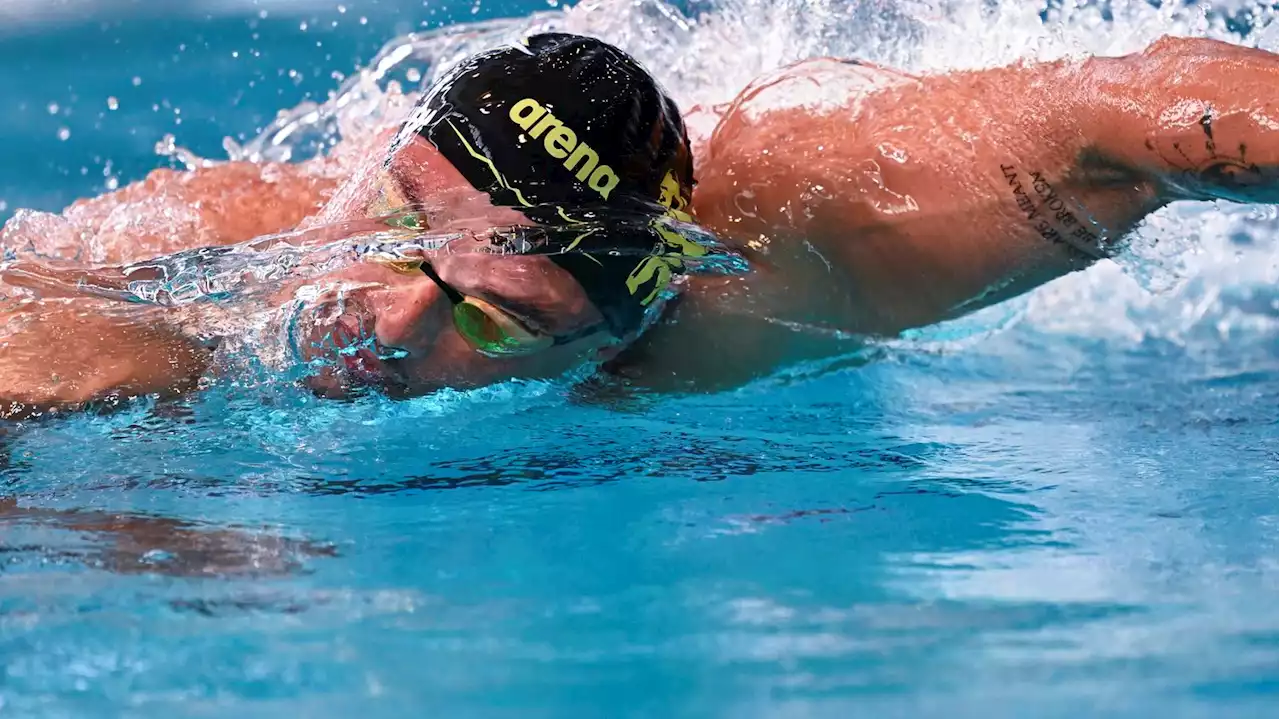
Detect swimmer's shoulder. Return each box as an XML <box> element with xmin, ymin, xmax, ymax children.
<box><xmin>695</xmin><ymin>55</ymin><xmax>918</xmax><ymax>172</ymax></box>
<box><xmin>719</xmin><ymin>57</ymin><xmax>918</xmax><ymax>125</ymax></box>
<box><xmin>686</xmin><ymin>56</ymin><xmax>917</xmax><ymax>160</ymax></box>
<box><xmin>691</xmin><ymin>55</ymin><xmax>915</xmax><ymax>247</ymax></box>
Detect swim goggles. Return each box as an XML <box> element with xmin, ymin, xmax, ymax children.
<box><xmin>376</xmin><ymin>256</ymin><xmax>609</xmax><ymax>357</ymax></box>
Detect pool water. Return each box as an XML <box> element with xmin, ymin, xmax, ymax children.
<box><xmin>0</xmin><ymin>1</ymin><xmax>1277</xmax><ymax>717</ymax></box>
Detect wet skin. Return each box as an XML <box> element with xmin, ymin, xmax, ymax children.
<box><xmin>288</xmin><ymin>233</ymin><xmax>618</xmax><ymax>399</ymax></box>
<box><xmin>0</xmin><ymin>36</ymin><xmax>1276</xmax><ymax>414</ymax></box>
<box><xmin>281</xmin><ymin>127</ymin><xmax>630</xmax><ymax>398</ymax></box>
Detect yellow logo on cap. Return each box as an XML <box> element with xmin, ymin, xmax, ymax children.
<box><xmin>625</xmin><ymin>169</ymin><xmax>705</xmax><ymax>305</ymax></box>
<box><xmin>461</xmin><ymin>94</ymin><xmax>704</xmax><ymax>311</ymax></box>
<box><xmin>509</xmin><ymin>98</ymin><xmax>621</xmax><ymax>200</ymax></box>
<box><xmin>658</xmin><ymin>169</ymin><xmax>692</xmax><ymax>222</ymax></box>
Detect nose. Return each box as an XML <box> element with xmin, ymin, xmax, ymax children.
<box><xmin>370</xmin><ymin>275</ymin><xmax>453</xmax><ymax>356</ymax></box>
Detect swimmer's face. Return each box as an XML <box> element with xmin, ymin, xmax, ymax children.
<box><xmin>314</xmin><ymin>124</ymin><xmax>531</xmax><ymax>232</ymax></box>
<box><xmin>290</xmin><ymin>124</ymin><xmax>627</xmax><ymax>397</ymax></box>
<box><xmin>292</xmin><ymin>232</ymin><xmax>621</xmax><ymax>399</ymax></box>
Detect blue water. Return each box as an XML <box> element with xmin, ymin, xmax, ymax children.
<box><xmin>0</xmin><ymin>0</ymin><xmax>551</xmax><ymax>222</ymax></box>
<box><xmin>0</xmin><ymin>2</ymin><xmax>1277</xmax><ymax>717</ymax></box>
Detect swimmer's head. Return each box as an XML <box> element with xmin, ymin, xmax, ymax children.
<box><xmin>290</xmin><ymin>232</ymin><xmax>636</xmax><ymax>399</ymax></box>
<box><xmin>293</xmin><ymin>34</ymin><xmax>708</xmax><ymax>398</ymax></box>
<box><xmin>376</xmin><ymin>33</ymin><xmax>698</xmax><ymax>339</ymax></box>
<box><xmin>406</xmin><ymin>32</ymin><xmax>694</xmax><ymax>217</ymax></box>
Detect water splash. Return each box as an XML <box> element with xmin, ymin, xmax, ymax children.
<box><xmin>138</xmin><ymin>0</ymin><xmax>1280</xmax><ymax>351</ymax></box>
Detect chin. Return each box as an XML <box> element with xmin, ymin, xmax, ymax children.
<box><xmin>301</xmin><ymin>365</ymin><xmax>364</xmax><ymax>400</ymax></box>
<box><xmin>299</xmin><ymin>360</ymin><xmax>414</xmax><ymax>401</ymax></box>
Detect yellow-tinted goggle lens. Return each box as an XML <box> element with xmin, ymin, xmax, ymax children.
<box><xmin>370</xmin><ymin>256</ymin><xmax>568</xmax><ymax>358</ymax></box>
<box><xmin>452</xmin><ymin>302</ymin><xmax>528</xmax><ymax>356</ymax></box>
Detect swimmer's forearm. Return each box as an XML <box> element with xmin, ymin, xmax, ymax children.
<box><xmin>0</xmin><ymin>307</ymin><xmax>211</xmax><ymax>419</ymax></box>
<box><xmin>1</xmin><ymin>215</ymin><xmax>429</xmax><ymax>306</ymax></box>
<box><xmin>9</xmin><ymin>160</ymin><xmax>342</xmax><ymax>267</ymax></box>
<box><xmin>1084</xmin><ymin>36</ymin><xmax>1278</xmax><ymax>203</ymax></box>
<box><xmin>1</xmin><ymin>261</ymin><xmax>134</xmax><ymax>301</ymax></box>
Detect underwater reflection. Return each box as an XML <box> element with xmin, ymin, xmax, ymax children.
<box><xmin>0</xmin><ymin>497</ymin><xmax>335</xmax><ymax>578</ymax></box>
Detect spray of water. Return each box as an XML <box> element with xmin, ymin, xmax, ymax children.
<box><xmin>187</xmin><ymin>0</ymin><xmax>1278</xmax><ymax>352</ymax></box>
<box><xmin>1</xmin><ymin>0</ymin><xmax>1269</xmax><ymax>379</ymax></box>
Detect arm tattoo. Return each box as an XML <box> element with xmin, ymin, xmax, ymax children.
<box><xmin>1149</xmin><ymin>105</ymin><xmax>1267</xmax><ymax>198</ymax></box>
<box><xmin>999</xmin><ymin>163</ymin><xmax>1108</xmax><ymax>261</ymax></box>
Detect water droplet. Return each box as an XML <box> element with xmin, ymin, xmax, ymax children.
<box><xmin>106</xmin><ymin>96</ymin><xmax>118</xmax><ymax>110</ymax></box>
<box><xmin>105</xmin><ymin>177</ymin><xmax>119</xmax><ymax>190</ymax></box>
<box><xmin>359</xmin><ymin>16</ymin><xmax>368</xmax><ymax>25</ymax></box>
<box><xmin>299</xmin><ymin>21</ymin><xmax>308</xmax><ymax>31</ymax></box>
<box><xmin>231</xmin><ymin>50</ymin><xmax>239</xmax><ymax>58</ymax></box>
<box><xmin>131</xmin><ymin>76</ymin><xmax>142</xmax><ymax>86</ymax></box>
<box><xmin>337</xmin><ymin>4</ymin><xmax>347</xmax><ymax>12</ymax></box>
<box><xmin>46</xmin><ymin>102</ymin><xmax>59</xmax><ymax>115</ymax></box>
<box><xmin>57</xmin><ymin>127</ymin><xmax>70</xmax><ymax>141</ymax></box>
<box><xmin>258</xmin><ymin>9</ymin><xmax>268</xmax><ymax>19</ymax></box>
<box><xmin>405</xmin><ymin>68</ymin><xmax>422</xmax><ymax>83</ymax></box>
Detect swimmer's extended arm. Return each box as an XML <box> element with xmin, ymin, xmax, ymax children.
<box><xmin>691</xmin><ymin>37</ymin><xmax>1278</xmax><ymax>337</ymax></box>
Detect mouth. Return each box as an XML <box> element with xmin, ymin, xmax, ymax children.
<box><xmin>296</xmin><ymin>307</ymin><xmax>407</xmax><ymax>396</ymax></box>
<box><xmin>342</xmin><ymin>346</ymin><xmax>386</xmax><ymax>384</ymax></box>
<box><xmin>287</xmin><ymin>289</ymin><xmax>416</xmax><ymax>399</ymax></box>
<box><xmin>327</xmin><ymin>312</ymin><xmax>408</xmax><ymax>392</ymax></box>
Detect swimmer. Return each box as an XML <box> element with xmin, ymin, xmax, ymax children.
<box><xmin>0</xmin><ymin>32</ymin><xmax>1275</xmax><ymax>416</ymax></box>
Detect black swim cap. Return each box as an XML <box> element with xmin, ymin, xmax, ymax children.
<box><xmin>408</xmin><ymin>32</ymin><xmax>699</xmax><ymax>337</ymax></box>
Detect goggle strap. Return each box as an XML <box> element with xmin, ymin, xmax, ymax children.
<box><xmin>418</xmin><ymin>262</ymin><xmax>467</xmax><ymax>306</ymax></box>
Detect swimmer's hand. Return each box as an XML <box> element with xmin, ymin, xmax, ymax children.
<box><xmin>0</xmin><ymin>301</ymin><xmax>210</xmax><ymax>420</ymax></box>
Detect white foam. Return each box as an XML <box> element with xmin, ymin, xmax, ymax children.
<box><xmin>201</xmin><ymin>0</ymin><xmax>1278</xmax><ymax>350</ymax></box>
